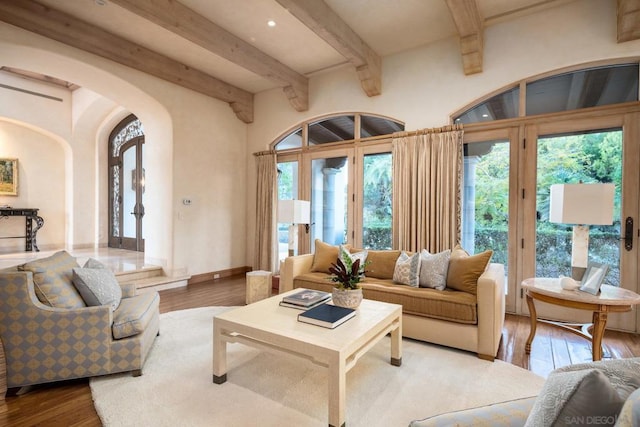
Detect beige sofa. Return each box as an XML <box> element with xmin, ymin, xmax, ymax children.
<box><xmin>280</xmin><ymin>247</ymin><xmax>506</xmax><ymax>361</ymax></box>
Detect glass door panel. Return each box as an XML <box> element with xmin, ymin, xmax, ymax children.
<box><xmin>462</xmin><ymin>139</ymin><xmax>512</xmax><ymax>310</ymax></box>
<box><xmin>122</xmin><ymin>146</ymin><xmax>137</xmax><ymax>240</ymax></box>
<box><xmin>462</xmin><ymin>140</ymin><xmax>510</xmax><ymax>268</ymax></box>
<box><xmin>535</xmin><ymin>130</ymin><xmax>622</xmax><ymax>280</ymax></box>
<box><xmin>362</xmin><ymin>152</ymin><xmax>392</xmax><ymax>249</ymax></box>
<box><xmin>277</xmin><ymin>160</ymin><xmax>299</xmax><ymax>260</ymax></box>
<box><xmin>534</xmin><ymin>129</ymin><xmax>623</xmax><ymax>323</ymax></box>
<box><xmin>310</xmin><ymin>156</ymin><xmax>349</xmax><ymax>250</ymax></box>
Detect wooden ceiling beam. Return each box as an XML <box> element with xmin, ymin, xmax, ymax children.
<box><xmin>617</xmin><ymin>0</ymin><xmax>640</xmax><ymax>42</ymax></box>
<box><xmin>445</xmin><ymin>0</ymin><xmax>484</xmax><ymax>75</ymax></box>
<box><xmin>0</xmin><ymin>0</ymin><xmax>254</xmax><ymax>123</ymax></box>
<box><xmin>275</xmin><ymin>0</ymin><xmax>381</xmax><ymax>97</ymax></box>
<box><xmin>108</xmin><ymin>0</ymin><xmax>308</xmax><ymax>112</ymax></box>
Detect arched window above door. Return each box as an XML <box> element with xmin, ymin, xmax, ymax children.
<box><xmin>454</xmin><ymin>62</ymin><xmax>639</xmax><ymax>124</ymax></box>
<box><xmin>111</xmin><ymin>116</ymin><xmax>144</xmax><ymax>157</ymax></box>
<box><xmin>273</xmin><ymin>113</ymin><xmax>404</xmax><ymax>151</ymax></box>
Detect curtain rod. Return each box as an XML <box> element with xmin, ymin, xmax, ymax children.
<box><xmin>392</xmin><ymin>123</ymin><xmax>463</xmax><ymax>138</ymax></box>
<box><xmin>252</xmin><ymin>123</ymin><xmax>463</xmax><ymax>155</ymax></box>
<box><xmin>253</xmin><ymin>150</ymin><xmax>276</xmax><ymax>157</ymax></box>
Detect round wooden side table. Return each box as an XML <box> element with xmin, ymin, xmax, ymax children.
<box><xmin>521</xmin><ymin>277</ymin><xmax>640</xmax><ymax>361</ymax></box>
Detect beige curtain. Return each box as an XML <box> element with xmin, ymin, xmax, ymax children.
<box><xmin>253</xmin><ymin>151</ymin><xmax>278</xmax><ymax>272</ymax></box>
<box><xmin>392</xmin><ymin>126</ymin><xmax>463</xmax><ymax>253</ymax></box>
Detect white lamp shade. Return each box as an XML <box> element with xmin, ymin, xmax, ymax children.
<box><xmin>278</xmin><ymin>200</ymin><xmax>310</xmax><ymax>224</ymax></box>
<box><xmin>549</xmin><ymin>183</ymin><xmax>615</xmax><ymax>225</ymax></box>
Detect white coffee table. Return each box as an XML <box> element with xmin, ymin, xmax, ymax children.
<box><xmin>213</xmin><ymin>290</ymin><xmax>402</xmax><ymax>427</ymax></box>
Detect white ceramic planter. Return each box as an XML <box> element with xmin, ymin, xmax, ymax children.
<box><xmin>331</xmin><ymin>288</ymin><xmax>363</xmax><ymax>309</ymax></box>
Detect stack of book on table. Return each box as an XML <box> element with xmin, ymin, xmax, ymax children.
<box><xmin>279</xmin><ymin>289</ymin><xmax>331</xmax><ymax>310</ymax></box>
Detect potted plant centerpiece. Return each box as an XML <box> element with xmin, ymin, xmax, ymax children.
<box><xmin>328</xmin><ymin>249</ymin><xmax>367</xmax><ymax>308</ymax></box>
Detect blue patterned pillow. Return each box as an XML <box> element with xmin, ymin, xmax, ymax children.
<box><xmin>393</xmin><ymin>251</ymin><xmax>420</xmax><ymax>287</ymax></box>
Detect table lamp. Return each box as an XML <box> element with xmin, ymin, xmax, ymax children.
<box><xmin>549</xmin><ymin>183</ymin><xmax>615</xmax><ymax>280</ymax></box>
<box><xmin>278</xmin><ymin>200</ymin><xmax>310</xmax><ymax>257</ymax></box>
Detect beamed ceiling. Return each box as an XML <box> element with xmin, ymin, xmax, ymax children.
<box><xmin>1</xmin><ymin>0</ymin><xmax>639</xmax><ymax>123</ymax></box>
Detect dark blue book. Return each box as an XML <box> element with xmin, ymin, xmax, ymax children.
<box><xmin>297</xmin><ymin>303</ymin><xmax>356</xmax><ymax>329</ymax></box>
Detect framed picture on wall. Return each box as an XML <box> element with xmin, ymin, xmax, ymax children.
<box><xmin>579</xmin><ymin>262</ymin><xmax>609</xmax><ymax>295</ymax></box>
<box><xmin>0</xmin><ymin>158</ymin><xmax>18</xmax><ymax>196</ymax></box>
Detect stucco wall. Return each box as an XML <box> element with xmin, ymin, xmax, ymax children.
<box><xmin>245</xmin><ymin>0</ymin><xmax>640</xmax><ymax>266</ymax></box>
<box><xmin>0</xmin><ymin>120</ymin><xmax>65</xmax><ymax>252</ymax></box>
<box><xmin>0</xmin><ymin>23</ymin><xmax>247</xmax><ymax>275</ymax></box>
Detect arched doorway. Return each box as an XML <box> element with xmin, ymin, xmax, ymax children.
<box><xmin>108</xmin><ymin>114</ymin><xmax>145</xmax><ymax>251</ymax></box>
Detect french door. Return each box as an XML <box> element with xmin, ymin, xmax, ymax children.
<box><xmin>300</xmin><ymin>145</ymin><xmax>393</xmax><ymax>253</ymax></box>
<box><xmin>307</xmin><ymin>149</ymin><xmax>353</xmax><ymax>252</ymax></box>
<box><xmin>109</xmin><ymin>117</ymin><xmax>146</xmax><ymax>252</ymax></box>
<box><xmin>519</xmin><ymin>114</ymin><xmax>640</xmax><ymax>332</ymax></box>
<box><xmin>463</xmin><ymin>128</ymin><xmax>519</xmax><ymax>313</ymax></box>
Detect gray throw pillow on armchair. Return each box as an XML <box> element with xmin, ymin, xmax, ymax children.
<box><xmin>72</xmin><ymin>267</ymin><xmax>122</xmax><ymax>311</ymax></box>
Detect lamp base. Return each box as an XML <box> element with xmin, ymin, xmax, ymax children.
<box><xmin>287</xmin><ymin>224</ymin><xmax>298</xmax><ymax>257</ymax></box>
<box><xmin>571</xmin><ymin>266</ymin><xmax>586</xmax><ymax>281</ymax></box>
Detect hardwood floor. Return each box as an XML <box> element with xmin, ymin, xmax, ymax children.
<box><xmin>1</xmin><ymin>275</ymin><xmax>639</xmax><ymax>426</ymax></box>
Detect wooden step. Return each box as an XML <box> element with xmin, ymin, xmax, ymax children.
<box><xmin>115</xmin><ymin>266</ymin><xmax>164</xmax><ymax>282</ymax></box>
<box><xmin>124</xmin><ymin>275</ymin><xmax>191</xmax><ymax>293</ymax></box>
<box><xmin>116</xmin><ymin>266</ymin><xmax>190</xmax><ymax>293</ymax></box>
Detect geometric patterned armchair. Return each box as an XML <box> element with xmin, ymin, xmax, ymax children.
<box><xmin>0</xmin><ymin>251</ymin><xmax>159</xmax><ymax>400</ymax></box>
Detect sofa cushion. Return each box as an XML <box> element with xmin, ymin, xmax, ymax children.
<box><xmin>419</xmin><ymin>249</ymin><xmax>450</xmax><ymax>290</ymax></box>
<box><xmin>362</xmin><ymin>250</ymin><xmax>401</xmax><ymax>279</ymax></box>
<box><xmin>19</xmin><ymin>250</ymin><xmax>85</xmax><ymax>309</ymax></box>
<box><xmin>72</xmin><ymin>267</ymin><xmax>122</xmax><ymax>311</ymax></box>
<box><xmin>446</xmin><ymin>249</ymin><xmax>493</xmax><ymax>295</ymax></box>
<box><xmin>112</xmin><ymin>291</ymin><xmax>160</xmax><ymax>339</ymax></box>
<box><xmin>393</xmin><ymin>251</ymin><xmax>420</xmax><ymax>287</ymax></box>
<box><xmin>524</xmin><ymin>368</ymin><xmax>625</xmax><ymax>427</ymax></box>
<box><xmin>311</xmin><ymin>240</ymin><xmax>344</xmax><ymax>274</ymax></box>
<box><xmin>293</xmin><ymin>272</ymin><xmax>478</xmax><ymax>324</ymax></box>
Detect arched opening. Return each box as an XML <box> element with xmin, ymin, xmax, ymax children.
<box><xmin>0</xmin><ymin>40</ymin><xmax>174</xmax><ymax>269</ymax></box>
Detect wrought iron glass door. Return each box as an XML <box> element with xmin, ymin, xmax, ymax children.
<box><xmin>109</xmin><ymin>115</ymin><xmax>145</xmax><ymax>251</ymax></box>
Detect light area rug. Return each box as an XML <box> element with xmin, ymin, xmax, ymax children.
<box><xmin>91</xmin><ymin>306</ymin><xmax>545</xmax><ymax>426</ymax></box>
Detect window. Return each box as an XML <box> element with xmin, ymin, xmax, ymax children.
<box><xmin>273</xmin><ymin>113</ymin><xmax>404</xmax><ymax>250</ymax></box>
<box><xmin>455</xmin><ymin>87</ymin><xmax>520</xmax><ymax>124</ymax></box>
<box><xmin>455</xmin><ymin>61</ymin><xmax>640</xmax><ymax>329</ymax></box>
<box><xmin>527</xmin><ymin>64</ymin><xmax>638</xmax><ymax>115</ymax></box>
<box><xmin>454</xmin><ymin>63</ymin><xmax>639</xmax><ymax>124</ymax></box>
<box><xmin>362</xmin><ymin>153</ymin><xmax>392</xmax><ymax>249</ymax></box>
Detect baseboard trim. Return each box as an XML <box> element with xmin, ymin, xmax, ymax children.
<box><xmin>188</xmin><ymin>266</ymin><xmax>252</xmax><ymax>284</ymax></box>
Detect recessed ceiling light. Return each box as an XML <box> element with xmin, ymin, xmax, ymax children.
<box><xmin>267</xmin><ymin>20</ymin><xmax>276</xmax><ymax>27</ymax></box>
<box><xmin>482</xmin><ymin>114</ymin><xmax>489</xmax><ymax>118</ymax></box>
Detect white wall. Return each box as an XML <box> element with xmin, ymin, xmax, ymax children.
<box><xmin>0</xmin><ymin>23</ymin><xmax>247</xmax><ymax>276</ymax></box>
<box><xmin>0</xmin><ymin>120</ymin><xmax>66</xmax><ymax>252</ymax></box>
<box><xmin>245</xmin><ymin>0</ymin><xmax>640</xmax><ymax>264</ymax></box>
